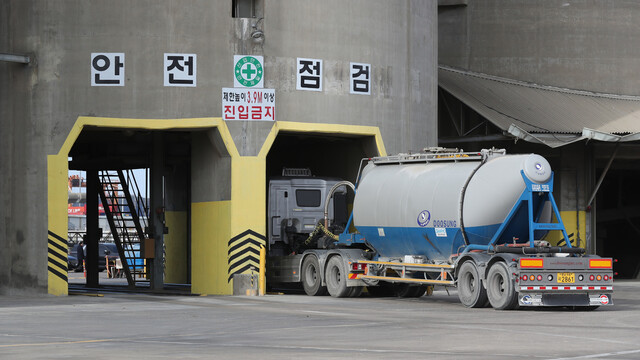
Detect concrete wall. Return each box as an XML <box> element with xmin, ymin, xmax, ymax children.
<box><xmin>439</xmin><ymin>0</ymin><xmax>640</xmax><ymax>95</ymax></box>
<box><xmin>263</xmin><ymin>0</ymin><xmax>438</xmax><ymax>154</ymax></box>
<box><xmin>1</xmin><ymin>1</ymin><xmax>437</xmax><ymax>294</ymax></box>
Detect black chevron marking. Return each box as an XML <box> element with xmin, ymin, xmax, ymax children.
<box><xmin>228</xmin><ymin>229</ymin><xmax>266</xmax><ymax>245</ymax></box>
<box><xmin>228</xmin><ymin>260</ymin><xmax>260</xmax><ymax>276</ymax></box>
<box><xmin>227</xmin><ymin>229</ymin><xmax>267</xmax><ymax>283</ymax></box>
<box><xmin>228</xmin><ymin>254</ymin><xmax>260</xmax><ymax>270</ymax></box>
<box><xmin>228</xmin><ymin>238</ymin><xmax>263</xmax><ymax>255</ymax></box>
<box><xmin>228</xmin><ymin>246</ymin><xmax>260</xmax><ymax>265</ymax></box>
<box><xmin>228</xmin><ymin>263</ymin><xmax>259</xmax><ymax>283</ymax></box>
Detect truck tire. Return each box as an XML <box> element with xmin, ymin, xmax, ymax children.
<box><xmin>301</xmin><ymin>256</ymin><xmax>327</xmax><ymax>296</ymax></box>
<box><xmin>486</xmin><ymin>261</ymin><xmax>519</xmax><ymax>310</ymax></box>
<box><xmin>457</xmin><ymin>261</ymin><xmax>489</xmax><ymax>308</ymax></box>
<box><xmin>411</xmin><ymin>285</ymin><xmax>429</xmax><ymax>298</ymax></box>
<box><xmin>395</xmin><ymin>284</ymin><xmax>427</xmax><ymax>298</ymax></box>
<box><xmin>325</xmin><ymin>256</ymin><xmax>351</xmax><ymax>297</ymax></box>
<box><xmin>348</xmin><ymin>286</ymin><xmax>364</xmax><ymax>298</ymax></box>
<box><xmin>366</xmin><ymin>284</ymin><xmax>395</xmax><ymax>297</ymax></box>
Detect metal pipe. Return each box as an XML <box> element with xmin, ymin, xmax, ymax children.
<box><xmin>459</xmin><ymin>153</ymin><xmax>488</xmax><ymax>246</ymax></box>
<box><xmin>323</xmin><ymin>181</ymin><xmax>355</xmax><ymax>228</ymax></box>
<box><xmin>576</xmin><ymin>168</ymin><xmax>580</xmax><ymax>248</ymax></box>
<box><xmin>494</xmin><ymin>245</ymin><xmax>585</xmax><ymax>255</ymax></box>
<box><xmin>0</xmin><ymin>53</ymin><xmax>30</xmax><ymax>64</ymax></box>
<box><xmin>586</xmin><ymin>143</ymin><xmax>620</xmax><ymax>208</ymax></box>
<box><xmin>461</xmin><ymin>244</ymin><xmax>492</xmax><ymax>254</ymax></box>
<box><xmin>68</xmin><ymin>191</ymin><xmax>87</xmax><ymax>203</ymax></box>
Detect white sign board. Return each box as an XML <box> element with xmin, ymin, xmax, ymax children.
<box><xmin>350</xmin><ymin>62</ymin><xmax>371</xmax><ymax>95</ymax></box>
<box><xmin>234</xmin><ymin>55</ymin><xmax>264</xmax><ymax>88</ymax></box>
<box><xmin>91</xmin><ymin>53</ymin><xmax>125</xmax><ymax>86</ymax></box>
<box><xmin>296</xmin><ymin>57</ymin><xmax>322</xmax><ymax>91</ymax></box>
<box><xmin>164</xmin><ymin>53</ymin><xmax>197</xmax><ymax>87</ymax></box>
<box><xmin>222</xmin><ymin>88</ymin><xmax>275</xmax><ymax>121</ymax></box>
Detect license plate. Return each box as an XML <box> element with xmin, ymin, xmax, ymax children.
<box><xmin>557</xmin><ymin>272</ymin><xmax>575</xmax><ymax>283</ymax></box>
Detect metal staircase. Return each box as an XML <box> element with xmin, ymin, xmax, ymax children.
<box><xmin>98</xmin><ymin>170</ymin><xmax>148</xmax><ymax>287</ymax></box>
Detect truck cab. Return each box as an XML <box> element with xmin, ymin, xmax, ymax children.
<box><xmin>268</xmin><ymin>168</ymin><xmax>348</xmax><ymax>257</ymax></box>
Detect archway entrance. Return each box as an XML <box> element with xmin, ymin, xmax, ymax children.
<box><xmin>47</xmin><ymin>117</ymin><xmax>233</xmax><ymax>295</ymax></box>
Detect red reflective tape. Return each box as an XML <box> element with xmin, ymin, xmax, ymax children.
<box><xmin>588</xmin><ymin>286</ymin><xmax>594</xmax><ymax>290</ymax></box>
<box><xmin>564</xmin><ymin>287</ymin><xmax>570</xmax><ymax>290</ymax></box>
<box><xmin>576</xmin><ymin>287</ymin><xmax>583</xmax><ymax>290</ymax></box>
<box><xmin>600</xmin><ymin>287</ymin><xmax>607</xmax><ymax>290</ymax></box>
<box><xmin>527</xmin><ymin>287</ymin><xmax>534</xmax><ymax>290</ymax></box>
<box><xmin>552</xmin><ymin>286</ymin><xmax>558</xmax><ymax>290</ymax></box>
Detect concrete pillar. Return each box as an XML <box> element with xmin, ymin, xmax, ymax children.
<box><xmin>164</xmin><ymin>162</ymin><xmax>189</xmax><ymax>284</ymax></box>
<box><xmin>191</xmin><ymin>129</ymin><xmax>232</xmax><ymax>294</ymax></box>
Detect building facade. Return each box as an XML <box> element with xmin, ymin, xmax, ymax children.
<box><xmin>1</xmin><ymin>1</ymin><xmax>438</xmax><ymax>294</ymax></box>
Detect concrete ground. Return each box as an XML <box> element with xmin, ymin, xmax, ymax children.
<box><xmin>1</xmin><ymin>280</ymin><xmax>639</xmax><ymax>360</ymax></box>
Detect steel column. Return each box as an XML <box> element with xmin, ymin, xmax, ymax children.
<box><xmin>86</xmin><ymin>170</ymin><xmax>99</xmax><ymax>287</ymax></box>
<box><xmin>150</xmin><ymin>132</ymin><xmax>165</xmax><ymax>290</ymax></box>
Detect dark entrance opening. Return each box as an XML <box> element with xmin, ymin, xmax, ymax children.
<box><xmin>596</xmin><ymin>165</ymin><xmax>640</xmax><ymax>279</ymax></box>
<box><xmin>264</xmin><ymin>131</ymin><xmax>379</xmax><ymax>290</ymax></box>
<box><xmin>67</xmin><ymin>128</ymin><xmax>193</xmax><ymax>292</ymax></box>
<box><xmin>266</xmin><ymin>132</ymin><xmax>379</xmax><ymax>182</ymax></box>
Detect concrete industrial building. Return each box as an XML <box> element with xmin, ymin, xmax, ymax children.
<box><xmin>438</xmin><ymin>0</ymin><xmax>640</xmax><ymax>278</ymax></box>
<box><xmin>1</xmin><ymin>1</ymin><xmax>437</xmax><ymax>295</ymax></box>
<box><xmin>5</xmin><ymin>0</ymin><xmax>639</xmax><ymax>297</ymax></box>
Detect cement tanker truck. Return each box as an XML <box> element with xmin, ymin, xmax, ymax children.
<box><xmin>267</xmin><ymin>148</ymin><xmax>614</xmax><ymax>309</ymax></box>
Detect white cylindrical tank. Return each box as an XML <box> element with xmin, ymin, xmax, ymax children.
<box><xmin>352</xmin><ymin>151</ymin><xmax>552</xmax><ymax>260</ymax></box>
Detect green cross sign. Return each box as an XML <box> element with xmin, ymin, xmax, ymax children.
<box><xmin>242</xmin><ymin>64</ymin><xmax>257</xmax><ymax>79</ymax></box>
<box><xmin>234</xmin><ymin>56</ymin><xmax>263</xmax><ymax>87</ymax></box>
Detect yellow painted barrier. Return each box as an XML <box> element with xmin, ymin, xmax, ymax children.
<box><xmin>259</xmin><ymin>245</ymin><xmax>266</xmax><ymax>296</ymax></box>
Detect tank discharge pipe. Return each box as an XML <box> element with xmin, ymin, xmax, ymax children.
<box><xmin>459</xmin><ymin>148</ymin><xmax>507</xmax><ymax>246</ymax></box>
<box><xmin>324</xmin><ymin>181</ymin><xmax>355</xmax><ymax>228</ymax></box>
<box><xmin>458</xmin><ymin>151</ymin><xmax>490</xmax><ymax>245</ymax></box>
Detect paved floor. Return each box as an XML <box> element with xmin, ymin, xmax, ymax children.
<box><xmin>1</xmin><ymin>280</ymin><xmax>639</xmax><ymax>359</ymax></box>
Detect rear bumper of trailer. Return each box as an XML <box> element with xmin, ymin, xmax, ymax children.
<box><xmin>518</xmin><ymin>287</ymin><xmax>613</xmax><ymax>307</ymax></box>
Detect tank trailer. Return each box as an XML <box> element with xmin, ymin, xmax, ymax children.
<box><xmin>267</xmin><ymin>149</ymin><xmax>614</xmax><ymax>309</ymax></box>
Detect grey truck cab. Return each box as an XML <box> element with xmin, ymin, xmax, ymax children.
<box><xmin>268</xmin><ymin>168</ymin><xmax>348</xmax><ymax>258</ymax></box>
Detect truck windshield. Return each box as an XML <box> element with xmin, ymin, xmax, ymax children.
<box><xmin>296</xmin><ymin>189</ymin><xmax>321</xmax><ymax>207</ymax></box>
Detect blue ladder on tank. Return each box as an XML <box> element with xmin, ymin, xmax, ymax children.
<box><xmin>462</xmin><ymin>170</ymin><xmax>572</xmax><ymax>253</ymax></box>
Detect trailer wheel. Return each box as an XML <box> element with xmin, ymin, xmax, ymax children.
<box><xmin>457</xmin><ymin>261</ymin><xmax>489</xmax><ymax>308</ymax></box>
<box><xmin>348</xmin><ymin>286</ymin><xmax>364</xmax><ymax>298</ymax></box>
<box><xmin>301</xmin><ymin>256</ymin><xmax>327</xmax><ymax>296</ymax></box>
<box><xmin>394</xmin><ymin>284</ymin><xmax>427</xmax><ymax>298</ymax></box>
<box><xmin>366</xmin><ymin>284</ymin><xmax>395</xmax><ymax>297</ymax></box>
<box><xmin>486</xmin><ymin>261</ymin><xmax>519</xmax><ymax>310</ymax></box>
<box><xmin>325</xmin><ymin>256</ymin><xmax>351</xmax><ymax>297</ymax></box>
